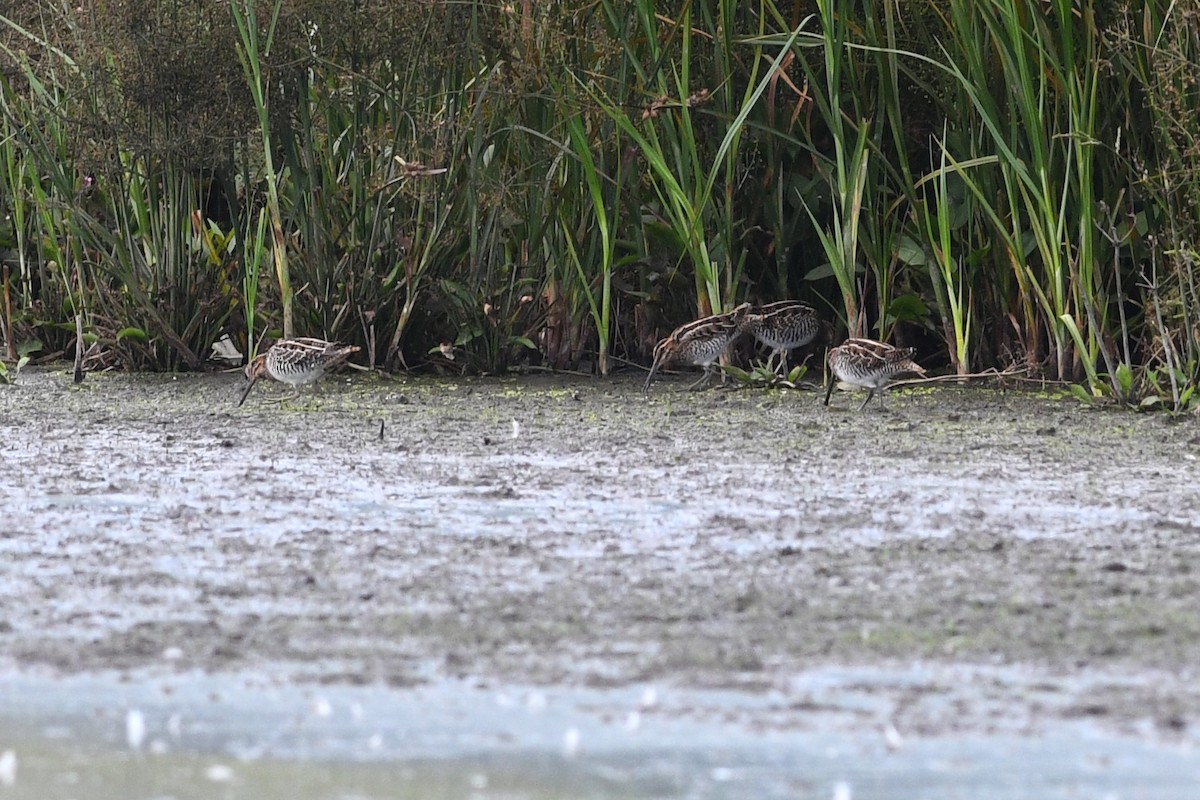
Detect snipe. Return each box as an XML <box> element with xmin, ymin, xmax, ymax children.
<box><xmin>643</xmin><ymin>303</ymin><xmax>751</xmax><ymax>393</ymax></box>
<box><xmin>823</xmin><ymin>338</ymin><xmax>925</xmax><ymax>410</ymax></box>
<box><xmin>743</xmin><ymin>301</ymin><xmax>824</xmax><ymax>375</ymax></box>
<box><xmin>238</xmin><ymin>337</ymin><xmax>361</xmax><ymax>406</ymax></box>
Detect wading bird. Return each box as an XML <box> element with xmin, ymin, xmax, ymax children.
<box><xmin>643</xmin><ymin>303</ymin><xmax>751</xmax><ymax>393</ymax></box>
<box><xmin>239</xmin><ymin>337</ymin><xmax>360</xmax><ymax>406</ymax></box>
<box><xmin>823</xmin><ymin>338</ymin><xmax>925</xmax><ymax>411</ymax></box>
<box><xmin>742</xmin><ymin>301</ymin><xmax>824</xmax><ymax>375</ymax></box>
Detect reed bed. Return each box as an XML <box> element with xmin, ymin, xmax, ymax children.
<box><xmin>1</xmin><ymin>0</ymin><xmax>1197</xmax><ymax>410</ymax></box>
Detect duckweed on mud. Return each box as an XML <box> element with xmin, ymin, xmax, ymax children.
<box><xmin>1</xmin><ymin>368</ymin><xmax>1198</xmax><ymax>796</ymax></box>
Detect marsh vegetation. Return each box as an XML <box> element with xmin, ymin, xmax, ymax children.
<box><xmin>1</xmin><ymin>0</ymin><xmax>1198</xmax><ymax>413</ymax></box>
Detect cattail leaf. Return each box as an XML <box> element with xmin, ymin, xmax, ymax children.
<box><xmin>116</xmin><ymin>327</ymin><xmax>149</xmax><ymax>342</ymax></box>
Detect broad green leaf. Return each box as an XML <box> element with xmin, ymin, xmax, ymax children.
<box><xmin>887</xmin><ymin>294</ymin><xmax>928</xmax><ymax>322</ymax></box>
<box><xmin>509</xmin><ymin>335</ymin><xmax>538</xmax><ymax>350</ymax></box>
<box><xmin>803</xmin><ymin>262</ymin><xmax>836</xmax><ymax>281</ymax></box>
<box><xmin>896</xmin><ymin>235</ymin><xmax>927</xmax><ymax>266</ymax></box>
<box><xmin>1019</xmin><ymin>229</ymin><xmax>1039</xmax><ymax>258</ymax></box>
<box><xmin>1115</xmin><ymin>363</ymin><xmax>1133</xmax><ymax>397</ymax></box>
<box><xmin>117</xmin><ymin>327</ymin><xmax>149</xmax><ymax>342</ymax></box>
<box><xmin>453</xmin><ymin>323</ymin><xmax>482</xmax><ymax>347</ymax></box>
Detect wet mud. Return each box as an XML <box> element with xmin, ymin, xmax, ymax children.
<box><xmin>2</xmin><ymin>367</ymin><xmax>1199</xmax><ymax>794</ymax></box>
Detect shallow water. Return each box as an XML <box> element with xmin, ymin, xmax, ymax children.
<box><xmin>1</xmin><ymin>368</ymin><xmax>1199</xmax><ymax>797</ymax></box>
<box><xmin>3</xmin><ymin>667</ymin><xmax>1198</xmax><ymax>800</ymax></box>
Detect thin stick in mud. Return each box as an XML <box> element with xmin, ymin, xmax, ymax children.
<box><xmin>2</xmin><ymin>265</ymin><xmax>14</xmax><ymax>362</ymax></box>
<box><xmin>74</xmin><ymin>313</ymin><xmax>84</xmax><ymax>385</ymax></box>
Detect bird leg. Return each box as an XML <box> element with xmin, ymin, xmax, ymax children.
<box><xmin>269</xmin><ymin>386</ymin><xmax>304</xmax><ymax>406</ymax></box>
<box><xmin>857</xmin><ymin>389</ymin><xmax>876</xmax><ymax>412</ymax></box>
<box><xmin>263</xmin><ymin>391</ymin><xmax>295</xmax><ymax>406</ymax></box>
<box><xmin>771</xmin><ymin>349</ymin><xmax>789</xmax><ymax>377</ymax></box>
<box><xmin>687</xmin><ymin>365</ymin><xmax>715</xmax><ymax>391</ymax></box>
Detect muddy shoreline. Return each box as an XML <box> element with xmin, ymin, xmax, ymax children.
<box><xmin>2</xmin><ymin>367</ymin><xmax>1199</xmax><ymax>747</ymax></box>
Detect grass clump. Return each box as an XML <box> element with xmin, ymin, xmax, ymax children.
<box><xmin>0</xmin><ymin>0</ymin><xmax>1196</xmax><ymax>411</ymax></box>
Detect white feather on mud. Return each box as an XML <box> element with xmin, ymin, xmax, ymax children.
<box><xmin>0</xmin><ymin>750</ymin><xmax>16</xmax><ymax>787</ymax></box>
<box><xmin>125</xmin><ymin>709</ymin><xmax>146</xmax><ymax>750</ymax></box>
<box><xmin>562</xmin><ymin>726</ymin><xmax>581</xmax><ymax>757</ymax></box>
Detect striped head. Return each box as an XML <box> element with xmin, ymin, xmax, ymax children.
<box><xmin>643</xmin><ymin>303</ymin><xmax>751</xmax><ymax>392</ymax></box>
<box><xmin>244</xmin><ymin>353</ymin><xmax>270</xmax><ymax>382</ymax></box>
<box><xmin>238</xmin><ymin>353</ymin><xmax>271</xmax><ymax>407</ymax></box>
<box><xmin>643</xmin><ymin>336</ymin><xmax>681</xmax><ymax>393</ymax></box>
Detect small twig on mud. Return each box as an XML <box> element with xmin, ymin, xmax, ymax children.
<box><xmin>894</xmin><ymin>366</ymin><xmax>1029</xmax><ymax>387</ymax></box>
<box><xmin>598</xmin><ymin>353</ymin><xmax>652</xmax><ymax>372</ymax></box>
<box><xmin>1001</xmin><ymin>374</ymin><xmax>1084</xmax><ymax>388</ymax></box>
<box><xmin>513</xmin><ymin>364</ymin><xmax>605</xmax><ymax>378</ymax></box>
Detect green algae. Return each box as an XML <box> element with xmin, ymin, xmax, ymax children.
<box><xmin>0</xmin><ymin>367</ymin><xmax>1199</xmax><ymax>744</ymax></box>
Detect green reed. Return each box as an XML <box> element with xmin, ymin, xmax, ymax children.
<box><xmin>934</xmin><ymin>0</ymin><xmax>1102</xmax><ymax>382</ymax></box>
<box><xmin>759</xmin><ymin>0</ymin><xmax>929</xmax><ymax>344</ymax></box>
<box><xmin>230</xmin><ymin>0</ymin><xmax>291</xmax><ymax>342</ymax></box>
<box><xmin>0</xmin><ymin>43</ymin><xmax>82</xmax><ymax>356</ymax></box>
<box><xmin>560</xmin><ymin>104</ymin><xmax>617</xmax><ymax>375</ymax></box>
<box><xmin>89</xmin><ymin>162</ymin><xmax>235</xmax><ymax>370</ymax></box>
<box><xmin>0</xmin><ymin>0</ymin><xmax>1198</xmax><ymax>413</ymax></box>
<box><xmin>588</xmin><ymin>2</ymin><xmax>721</xmax><ymax>317</ymax></box>
<box><xmin>915</xmin><ymin>136</ymin><xmax>973</xmax><ymax>376</ymax></box>
<box><xmin>0</xmin><ymin>87</ymin><xmax>30</xmax><ymax>362</ymax></box>
<box><xmin>1107</xmin><ymin>0</ymin><xmax>1200</xmax><ymax>410</ymax></box>
<box><xmin>241</xmin><ymin>207</ymin><xmax>268</xmax><ymax>360</ymax></box>
<box><xmin>589</xmin><ymin>1</ymin><xmax>805</xmax><ymax>321</ymax></box>
<box><xmin>793</xmin><ymin>0</ymin><xmax>867</xmax><ymax>335</ymax></box>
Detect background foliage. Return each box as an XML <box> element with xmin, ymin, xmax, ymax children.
<box><xmin>1</xmin><ymin>0</ymin><xmax>1197</xmax><ymax>409</ymax></box>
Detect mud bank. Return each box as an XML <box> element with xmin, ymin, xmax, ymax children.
<box><xmin>1</xmin><ymin>368</ymin><xmax>1198</xmax><ymax>795</ymax></box>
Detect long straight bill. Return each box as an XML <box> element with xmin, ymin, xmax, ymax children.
<box><xmin>238</xmin><ymin>376</ymin><xmax>259</xmax><ymax>407</ymax></box>
<box><xmin>643</xmin><ymin>355</ymin><xmax>664</xmax><ymax>393</ymax></box>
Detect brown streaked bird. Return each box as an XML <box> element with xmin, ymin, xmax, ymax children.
<box><xmin>238</xmin><ymin>337</ymin><xmax>360</xmax><ymax>406</ymax></box>
<box><xmin>643</xmin><ymin>303</ymin><xmax>751</xmax><ymax>393</ymax></box>
<box><xmin>742</xmin><ymin>301</ymin><xmax>824</xmax><ymax>375</ymax></box>
<box><xmin>823</xmin><ymin>337</ymin><xmax>926</xmax><ymax>411</ymax></box>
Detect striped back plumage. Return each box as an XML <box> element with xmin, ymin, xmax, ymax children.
<box><xmin>238</xmin><ymin>337</ymin><xmax>360</xmax><ymax>406</ymax></box>
<box><xmin>643</xmin><ymin>303</ymin><xmax>751</xmax><ymax>392</ymax></box>
<box><xmin>743</xmin><ymin>301</ymin><xmax>822</xmax><ymax>352</ymax></box>
<box><xmin>828</xmin><ymin>338</ymin><xmax>925</xmax><ymax>389</ymax></box>
<box><xmin>265</xmin><ymin>338</ymin><xmax>358</xmax><ymax>386</ymax></box>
